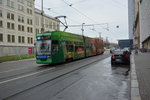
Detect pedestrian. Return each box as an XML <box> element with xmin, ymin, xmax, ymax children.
<box><xmin>135</xmin><ymin>47</ymin><xmax>138</xmax><ymax>54</ymax></box>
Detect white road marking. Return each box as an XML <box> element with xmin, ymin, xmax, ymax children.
<box><xmin>0</xmin><ymin>67</ymin><xmax>55</xmax><ymax>85</ymax></box>
<box><xmin>0</xmin><ymin>66</ymin><xmax>38</xmax><ymax>74</ymax></box>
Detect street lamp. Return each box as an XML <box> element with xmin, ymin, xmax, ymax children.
<box><xmin>81</xmin><ymin>23</ymin><xmax>86</xmax><ymax>57</ymax></box>
<box><xmin>81</xmin><ymin>23</ymin><xmax>85</xmax><ymax>36</ymax></box>
<box><xmin>41</xmin><ymin>0</ymin><xmax>44</xmax><ymax>33</ymax></box>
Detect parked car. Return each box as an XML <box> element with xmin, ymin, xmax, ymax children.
<box><xmin>110</xmin><ymin>47</ymin><xmax>115</xmax><ymax>53</ymax></box>
<box><xmin>111</xmin><ymin>49</ymin><xmax>130</xmax><ymax>65</ymax></box>
<box><xmin>122</xmin><ymin>47</ymin><xmax>131</xmax><ymax>54</ymax></box>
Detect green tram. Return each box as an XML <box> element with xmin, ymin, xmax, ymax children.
<box><xmin>36</xmin><ymin>31</ymin><xmax>104</xmax><ymax>64</ymax></box>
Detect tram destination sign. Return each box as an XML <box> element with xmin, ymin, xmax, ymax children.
<box><xmin>37</xmin><ymin>36</ymin><xmax>51</xmax><ymax>40</ymax></box>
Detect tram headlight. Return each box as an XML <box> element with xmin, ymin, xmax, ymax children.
<box><xmin>47</xmin><ymin>55</ymin><xmax>51</xmax><ymax>58</ymax></box>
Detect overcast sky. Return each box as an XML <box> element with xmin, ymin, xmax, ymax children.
<box><xmin>35</xmin><ymin>0</ymin><xmax>129</xmax><ymax>43</ymax></box>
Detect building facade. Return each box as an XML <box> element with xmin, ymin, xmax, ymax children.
<box><xmin>133</xmin><ymin>0</ymin><xmax>150</xmax><ymax>50</ymax></box>
<box><xmin>133</xmin><ymin>0</ymin><xmax>140</xmax><ymax>48</ymax></box>
<box><xmin>34</xmin><ymin>8</ymin><xmax>60</xmax><ymax>35</ymax></box>
<box><xmin>0</xmin><ymin>0</ymin><xmax>60</xmax><ymax>57</ymax></box>
<box><xmin>139</xmin><ymin>0</ymin><xmax>150</xmax><ymax>50</ymax></box>
<box><xmin>128</xmin><ymin>0</ymin><xmax>135</xmax><ymax>39</ymax></box>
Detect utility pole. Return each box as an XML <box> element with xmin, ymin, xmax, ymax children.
<box><xmin>81</xmin><ymin>23</ymin><xmax>86</xmax><ymax>57</ymax></box>
<box><xmin>41</xmin><ymin>0</ymin><xmax>44</xmax><ymax>33</ymax></box>
<box><xmin>82</xmin><ymin>23</ymin><xmax>85</xmax><ymax>37</ymax></box>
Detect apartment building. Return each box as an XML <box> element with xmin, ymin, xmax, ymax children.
<box><xmin>34</xmin><ymin>8</ymin><xmax>60</xmax><ymax>35</ymax></box>
<box><xmin>139</xmin><ymin>0</ymin><xmax>150</xmax><ymax>50</ymax></box>
<box><xmin>133</xmin><ymin>0</ymin><xmax>140</xmax><ymax>48</ymax></box>
<box><xmin>128</xmin><ymin>0</ymin><xmax>134</xmax><ymax>39</ymax></box>
<box><xmin>0</xmin><ymin>0</ymin><xmax>60</xmax><ymax>57</ymax></box>
<box><xmin>130</xmin><ymin>0</ymin><xmax>150</xmax><ymax>50</ymax></box>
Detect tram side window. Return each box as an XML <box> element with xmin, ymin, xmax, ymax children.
<box><xmin>52</xmin><ymin>40</ymin><xmax>58</xmax><ymax>54</ymax></box>
<box><xmin>67</xmin><ymin>45</ymin><xmax>73</xmax><ymax>52</ymax></box>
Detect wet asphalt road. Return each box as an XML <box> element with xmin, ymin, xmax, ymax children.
<box><xmin>0</xmin><ymin>52</ymin><xmax>130</xmax><ymax>100</ymax></box>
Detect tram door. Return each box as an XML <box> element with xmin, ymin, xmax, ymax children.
<box><xmin>51</xmin><ymin>40</ymin><xmax>64</xmax><ymax>63</ymax></box>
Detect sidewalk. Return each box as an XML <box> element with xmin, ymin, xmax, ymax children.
<box><xmin>131</xmin><ymin>52</ymin><xmax>150</xmax><ymax>100</ymax></box>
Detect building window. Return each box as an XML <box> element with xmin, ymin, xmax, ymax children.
<box><xmin>0</xmin><ymin>33</ymin><xmax>3</xmax><ymax>42</ymax></box>
<box><xmin>11</xmin><ymin>13</ymin><xmax>14</xmax><ymax>20</ymax></box>
<box><xmin>0</xmin><ymin>10</ymin><xmax>2</xmax><ymax>17</ymax></box>
<box><xmin>27</xmin><ymin>37</ymin><xmax>33</xmax><ymax>44</ymax></box>
<box><xmin>27</xmin><ymin>1</ymin><xmax>32</xmax><ymax>7</ymax></box>
<box><xmin>27</xmin><ymin>8</ymin><xmax>32</xmax><ymax>15</ymax></box>
<box><xmin>36</xmin><ymin>29</ymin><xmax>39</xmax><ymax>34</ymax></box>
<box><xmin>18</xmin><ymin>16</ymin><xmax>21</xmax><ymax>22</ymax></box>
<box><xmin>31</xmin><ymin>38</ymin><xmax>33</xmax><ymax>44</ymax></box>
<box><xmin>27</xmin><ymin>27</ymin><xmax>29</xmax><ymax>32</ymax></box>
<box><xmin>49</xmin><ymin>21</ymin><xmax>52</xmax><ymax>28</ymax></box>
<box><xmin>18</xmin><ymin>25</ymin><xmax>24</xmax><ymax>31</ymax></box>
<box><xmin>18</xmin><ymin>0</ymin><xmax>24</xmax><ymax>4</ymax></box>
<box><xmin>7</xmin><ymin>12</ymin><xmax>10</xmax><ymax>19</ymax></box>
<box><xmin>7</xmin><ymin>12</ymin><xmax>14</xmax><ymax>20</ymax></box>
<box><xmin>18</xmin><ymin>25</ymin><xmax>21</xmax><ymax>31</ymax></box>
<box><xmin>0</xmin><ymin>20</ymin><xmax>3</xmax><ymax>28</ymax></box>
<box><xmin>22</xmin><ymin>17</ymin><xmax>24</xmax><ymax>23</ymax></box>
<box><xmin>27</xmin><ymin>27</ymin><xmax>33</xmax><ymax>33</ymax></box>
<box><xmin>27</xmin><ymin>37</ymin><xmax>30</xmax><ymax>44</ymax></box>
<box><xmin>53</xmin><ymin>23</ymin><xmax>56</xmax><ymax>30</ymax></box>
<box><xmin>12</xmin><ymin>35</ymin><xmax>15</xmax><ymax>43</ymax></box>
<box><xmin>7</xmin><ymin>0</ymin><xmax>14</xmax><ymax>8</ymax></box>
<box><xmin>27</xmin><ymin>18</ymin><xmax>29</xmax><ymax>24</ymax></box>
<box><xmin>31</xmin><ymin>28</ymin><xmax>33</xmax><ymax>33</ymax></box>
<box><xmin>7</xmin><ymin>22</ymin><xmax>10</xmax><ymax>29</ymax></box>
<box><xmin>18</xmin><ymin>4</ymin><xmax>24</xmax><ymax>12</ymax></box>
<box><xmin>18</xmin><ymin>15</ymin><xmax>24</xmax><ymax>23</ymax></box>
<box><xmin>22</xmin><ymin>36</ymin><xmax>24</xmax><ymax>43</ymax></box>
<box><xmin>22</xmin><ymin>25</ymin><xmax>24</xmax><ymax>31</ymax></box>
<box><xmin>27</xmin><ymin>18</ymin><xmax>33</xmax><ymax>25</ymax></box>
<box><xmin>30</xmin><ymin>20</ymin><xmax>32</xmax><ymax>25</ymax></box>
<box><xmin>0</xmin><ymin>0</ymin><xmax>2</xmax><ymax>4</ymax></box>
<box><xmin>7</xmin><ymin>34</ymin><xmax>11</xmax><ymax>42</ymax></box>
<box><xmin>7</xmin><ymin>22</ymin><xmax>15</xmax><ymax>29</ymax></box>
<box><xmin>57</xmin><ymin>24</ymin><xmax>59</xmax><ymax>30</ymax></box>
<box><xmin>7</xmin><ymin>35</ymin><xmax>15</xmax><ymax>43</ymax></box>
<box><xmin>18</xmin><ymin>36</ymin><xmax>21</xmax><ymax>43</ymax></box>
<box><xmin>18</xmin><ymin>36</ymin><xmax>25</xmax><ymax>43</ymax></box>
<box><xmin>11</xmin><ymin>23</ymin><xmax>14</xmax><ymax>29</ymax></box>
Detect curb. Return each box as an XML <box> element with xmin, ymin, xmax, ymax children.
<box><xmin>131</xmin><ymin>52</ymin><xmax>141</xmax><ymax>100</ymax></box>
<box><xmin>1</xmin><ymin>58</ymin><xmax>36</xmax><ymax>64</ymax></box>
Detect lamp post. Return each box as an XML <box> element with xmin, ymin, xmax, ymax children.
<box><xmin>81</xmin><ymin>23</ymin><xmax>86</xmax><ymax>57</ymax></box>
<box><xmin>41</xmin><ymin>0</ymin><xmax>44</xmax><ymax>33</ymax></box>
<box><xmin>81</xmin><ymin>23</ymin><xmax>85</xmax><ymax>36</ymax></box>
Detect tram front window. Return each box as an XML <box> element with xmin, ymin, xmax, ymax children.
<box><xmin>36</xmin><ymin>40</ymin><xmax>51</xmax><ymax>56</ymax></box>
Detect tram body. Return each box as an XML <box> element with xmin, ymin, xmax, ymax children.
<box><xmin>36</xmin><ymin>31</ymin><xmax>104</xmax><ymax>64</ymax></box>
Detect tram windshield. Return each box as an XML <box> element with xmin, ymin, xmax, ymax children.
<box><xmin>36</xmin><ymin>40</ymin><xmax>51</xmax><ymax>55</ymax></box>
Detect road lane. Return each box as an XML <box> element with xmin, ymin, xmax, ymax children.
<box><xmin>0</xmin><ymin>53</ymin><xmax>110</xmax><ymax>99</ymax></box>
<box><xmin>50</xmin><ymin>57</ymin><xmax>130</xmax><ymax>100</ymax></box>
<box><xmin>0</xmin><ymin>51</ymin><xmax>110</xmax><ymax>81</ymax></box>
<box><xmin>1</xmin><ymin>55</ymin><xmax>130</xmax><ymax>100</ymax></box>
<box><xmin>0</xmin><ymin>67</ymin><xmax>55</xmax><ymax>85</ymax></box>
